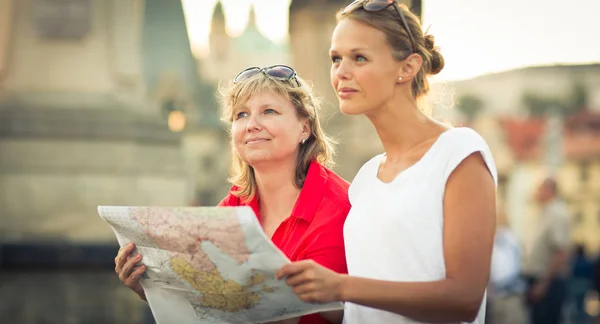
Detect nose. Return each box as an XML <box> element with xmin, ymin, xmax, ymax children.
<box><xmin>335</xmin><ymin>59</ymin><xmax>351</xmax><ymax>80</ymax></box>
<box><xmin>246</xmin><ymin>114</ymin><xmax>262</xmax><ymax>132</ymax></box>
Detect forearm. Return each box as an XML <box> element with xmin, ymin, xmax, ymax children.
<box><xmin>340</xmin><ymin>276</ymin><xmax>483</xmax><ymax>323</ymax></box>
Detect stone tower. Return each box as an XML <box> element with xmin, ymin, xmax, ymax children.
<box><xmin>0</xmin><ymin>0</ymin><xmax>189</xmax><ymax>242</ymax></box>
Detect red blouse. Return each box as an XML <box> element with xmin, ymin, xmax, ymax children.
<box><xmin>219</xmin><ymin>161</ymin><xmax>350</xmax><ymax>324</ymax></box>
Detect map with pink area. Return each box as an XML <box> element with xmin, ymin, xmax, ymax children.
<box><xmin>129</xmin><ymin>206</ymin><xmax>251</xmax><ymax>272</ymax></box>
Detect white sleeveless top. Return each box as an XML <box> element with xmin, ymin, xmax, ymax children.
<box><xmin>342</xmin><ymin>127</ymin><xmax>497</xmax><ymax>324</ymax></box>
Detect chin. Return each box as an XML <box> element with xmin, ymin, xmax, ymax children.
<box><xmin>246</xmin><ymin>152</ymin><xmax>291</xmax><ymax>168</ymax></box>
<box><xmin>339</xmin><ymin>101</ymin><xmax>368</xmax><ymax>115</ymax></box>
<box><xmin>244</xmin><ymin>155</ymin><xmax>270</xmax><ymax>167</ymax></box>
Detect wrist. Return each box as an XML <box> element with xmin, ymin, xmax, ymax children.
<box><xmin>337</xmin><ymin>274</ymin><xmax>352</xmax><ymax>302</ymax></box>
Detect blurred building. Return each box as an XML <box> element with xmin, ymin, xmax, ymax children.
<box><xmin>0</xmin><ymin>0</ymin><xmax>425</xmax><ymax>248</ymax></box>
<box><xmin>455</xmin><ymin>65</ymin><xmax>600</xmax><ymax>255</ymax></box>
<box><xmin>450</xmin><ymin>64</ymin><xmax>600</xmax><ymax>118</ymax></box>
<box><xmin>0</xmin><ymin>0</ymin><xmax>223</xmax><ymax>322</ymax></box>
<box><xmin>490</xmin><ymin>113</ymin><xmax>600</xmax><ymax>255</ymax></box>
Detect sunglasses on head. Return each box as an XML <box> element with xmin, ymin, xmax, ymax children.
<box><xmin>342</xmin><ymin>0</ymin><xmax>416</xmax><ymax>53</ymax></box>
<box><xmin>233</xmin><ymin>65</ymin><xmax>300</xmax><ymax>87</ymax></box>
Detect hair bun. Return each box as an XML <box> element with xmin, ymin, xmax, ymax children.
<box><xmin>424</xmin><ymin>34</ymin><xmax>435</xmax><ymax>51</ymax></box>
<box><xmin>424</xmin><ymin>34</ymin><xmax>444</xmax><ymax>75</ymax></box>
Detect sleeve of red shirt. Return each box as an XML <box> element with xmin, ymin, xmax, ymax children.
<box><xmin>217</xmin><ymin>192</ymin><xmax>238</xmax><ymax>207</ymax></box>
<box><xmin>298</xmin><ymin>203</ymin><xmax>349</xmax><ymax>275</ymax></box>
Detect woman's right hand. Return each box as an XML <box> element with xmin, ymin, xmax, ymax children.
<box><xmin>115</xmin><ymin>243</ymin><xmax>147</xmax><ymax>301</ymax></box>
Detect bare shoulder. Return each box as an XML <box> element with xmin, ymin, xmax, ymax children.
<box><xmin>446</xmin><ymin>151</ymin><xmax>495</xmax><ymax>195</ymax></box>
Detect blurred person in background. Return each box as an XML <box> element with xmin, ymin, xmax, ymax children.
<box><xmin>487</xmin><ymin>205</ymin><xmax>528</xmax><ymax>324</ymax></box>
<box><xmin>115</xmin><ymin>65</ymin><xmax>350</xmax><ymax>324</ymax></box>
<box><xmin>590</xmin><ymin>246</ymin><xmax>600</xmax><ymax>323</ymax></box>
<box><xmin>568</xmin><ymin>244</ymin><xmax>594</xmax><ymax>324</ymax></box>
<box><xmin>523</xmin><ymin>178</ymin><xmax>572</xmax><ymax>324</ymax></box>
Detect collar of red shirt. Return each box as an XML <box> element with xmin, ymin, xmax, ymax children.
<box><xmin>241</xmin><ymin>160</ymin><xmax>327</xmax><ymax>223</ymax></box>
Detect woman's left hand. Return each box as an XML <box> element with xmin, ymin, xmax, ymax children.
<box><xmin>277</xmin><ymin>260</ymin><xmax>345</xmax><ymax>304</ymax></box>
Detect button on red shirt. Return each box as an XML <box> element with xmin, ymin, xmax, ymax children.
<box><xmin>219</xmin><ymin>161</ymin><xmax>350</xmax><ymax>324</ymax></box>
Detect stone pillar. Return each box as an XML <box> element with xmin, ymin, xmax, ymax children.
<box><xmin>0</xmin><ymin>0</ymin><xmax>187</xmax><ymax>243</ymax></box>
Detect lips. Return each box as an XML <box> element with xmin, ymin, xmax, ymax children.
<box><xmin>245</xmin><ymin>138</ymin><xmax>270</xmax><ymax>144</ymax></box>
<box><xmin>337</xmin><ymin>87</ymin><xmax>357</xmax><ymax>99</ymax></box>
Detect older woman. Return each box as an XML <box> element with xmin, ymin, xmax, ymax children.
<box><xmin>115</xmin><ymin>65</ymin><xmax>350</xmax><ymax>324</ymax></box>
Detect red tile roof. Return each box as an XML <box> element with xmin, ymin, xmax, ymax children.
<box><xmin>498</xmin><ymin>118</ymin><xmax>546</xmax><ymax>161</ymax></box>
<box><xmin>499</xmin><ymin>110</ymin><xmax>600</xmax><ymax>161</ymax></box>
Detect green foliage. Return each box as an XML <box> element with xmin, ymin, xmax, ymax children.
<box><xmin>564</xmin><ymin>81</ymin><xmax>588</xmax><ymax>115</ymax></box>
<box><xmin>456</xmin><ymin>94</ymin><xmax>484</xmax><ymax>120</ymax></box>
<box><xmin>522</xmin><ymin>82</ymin><xmax>588</xmax><ymax>116</ymax></box>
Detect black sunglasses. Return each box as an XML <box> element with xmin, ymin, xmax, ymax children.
<box><xmin>342</xmin><ymin>0</ymin><xmax>416</xmax><ymax>53</ymax></box>
<box><xmin>233</xmin><ymin>65</ymin><xmax>300</xmax><ymax>87</ymax></box>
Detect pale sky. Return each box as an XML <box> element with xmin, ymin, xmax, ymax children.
<box><xmin>423</xmin><ymin>0</ymin><xmax>600</xmax><ymax>80</ymax></box>
<box><xmin>183</xmin><ymin>0</ymin><xmax>600</xmax><ymax>81</ymax></box>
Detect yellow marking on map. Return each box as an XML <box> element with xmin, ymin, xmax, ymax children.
<box><xmin>262</xmin><ymin>285</ymin><xmax>275</xmax><ymax>293</ymax></box>
<box><xmin>247</xmin><ymin>271</ymin><xmax>265</xmax><ymax>285</ymax></box>
<box><xmin>171</xmin><ymin>256</ymin><xmax>274</xmax><ymax>312</ymax></box>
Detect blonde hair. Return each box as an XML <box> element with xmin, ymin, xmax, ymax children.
<box><xmin>219</xmin><ymin>73</ymin><xmax>336</xmax><ymax>201</ymax></box>
<box><xmin>337</xmin><ymin>2</ymin><xmax>445</xmax><ymax>99</ymax></box>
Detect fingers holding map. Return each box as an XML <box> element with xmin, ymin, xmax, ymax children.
<box><xmin>97</xmin><ymin>206</ymin><xmax>343</xmax><ymax>324</ymax></box>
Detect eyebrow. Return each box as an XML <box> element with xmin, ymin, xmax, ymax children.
<box><xmin>237</xmin><ymin>103</ymin><xmax>277</xmax><ymax>111</ymax></box>
<box><xmin>259</xmin><ymin>104</ymin><xmax>277</xmax><ymax>110</ymax></box>
<box><xmin>329</xmin><ymin>47</ymin><xmax>369</xmax><ymax>54</ymax></box>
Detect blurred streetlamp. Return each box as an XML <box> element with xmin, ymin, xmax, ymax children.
<box><xmin>168</xmin><ymin>110</ymin><xmax>186</xmax><ymax>132</ymax></box>
<box><xmin>162</xmin><ymin>98</ymin><xmax>186</xmax><ymax>132</ymax></box>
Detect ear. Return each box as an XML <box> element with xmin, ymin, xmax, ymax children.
<box><xmin>301</xmin><ymin>118</ymin><xmax>311</xmax><ymax>139</ymax></box>
<box><xmin>396</xmin><ymin>53</ymin><xmax>423</xmax><ymax>83</ymax></box>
